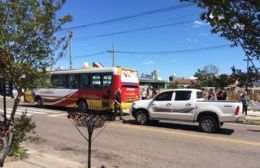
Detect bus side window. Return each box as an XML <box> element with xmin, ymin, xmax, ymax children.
<box><xmin>68</xmin><ymin>74</ymin><xmax>78</xmax><ymax>89</ymax></box>
<box><xmin>103</xmin><ymin>74</ymin><xmax>112</xmax><ymax>88</ymax></box>
<box><xmin>51</xmin><ymin>75</ymin><xmax>58</xmax><ymax>87</ymax></box>
<box><xmin>52</xmin><ymin>74</ymin><xmax>67</xmax><ymax>88</ymax></box>
<box><xmin>80</xmin><ymin>74</ymin><xmax>89</xmax><ymax>89</ymax></box>
<box><xmin>92</xmin><ymin>74</ymin><xmax>101</xmax><ymax>89</ymax></box>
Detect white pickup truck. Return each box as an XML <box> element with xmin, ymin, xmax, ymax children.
<box><xmin>131</xmin><ymin>89</ymin><xmax>243</xmax><ymax>133</ymax></box>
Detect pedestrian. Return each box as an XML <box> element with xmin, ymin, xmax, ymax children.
<box><xmin>152</xmin><ymin>87</ymin><xmax>157</xmax><ymax>97</ymax></box>
<box><xmin>141</xmin><ymin>88</ymin><xmax>147</xmax><ymax>100</ymax></box>
<box><xmin>147</xmin><ymin>86</ymin><xmax>153</xmax><ymax>99</ymax></box>
<box><xmin>114</xmin><ymin>89</ymin><xmax>123</xmax><ymax>120</ymax></box>
<box><xmin>223</xmin><ymin>90</ymin><xmax>228</xmax><ymax>100</ymax></box>
<box><xmin>217</xmin><ymin>90</ymin><xmax>225</xmax><ymax>100</ymax></box>
<box><xmin>202</xmin><ymin>88</ymin><xmax>209</xmax><ymax>100</ymax></box>
<box><xmin>217</xmin><ymin>90</ymin><xmax>222</xmax><ymax>100</ymax></box>
<box><xmin>208</xmin><ymin>89</ymin><xmax>216</xmax><ymax>100</ymax></box>
<box><xmin>241</xmin><ymin>91</ymin><xmax>250</xmax><ymax>115</ymax></box>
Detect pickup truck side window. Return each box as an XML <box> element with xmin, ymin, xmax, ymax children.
<box><xmin>175</xmin><ymin>91</ymin><xmax>191</xmax><ymax>101</ymax></box>
<box><xmin>154</xmin><ymin>91</ymin><xmax>173</xmax><ymax>101</ymax></box>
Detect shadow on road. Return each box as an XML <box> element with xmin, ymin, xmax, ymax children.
<box><xmin>122</xmin><ymin>119</ymin><xmax>234</xmax><ymax>135</ymax></box>
<box><xmin>247</xmin><ymin>129</ymin><xmax>260</xmax><ymax>133</ymax></box>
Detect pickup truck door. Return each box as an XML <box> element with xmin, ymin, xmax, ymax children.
<box><xmin>170</xmin><ymin>91</ymin><xmax>195</xmax><ymax>121</ymax></box>
<box><xmin>148</xmin><ymin>91</ymin><xmax>174</xmax><ymax>120</ymax></box>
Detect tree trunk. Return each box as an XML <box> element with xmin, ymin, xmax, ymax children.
<box><xmin>10</xmin><ymin>90</ymin><xmax>22</xmax><ymax>121</ymax></box>
<box><xmin>88</xmin><ymin>135</ymin><xmax>92</xmax><ymax>168</ymax></box>
<box><xmin>88</xmin><ymin>127</ymin><xmax>93</xmax><ymax>168</ymax></box>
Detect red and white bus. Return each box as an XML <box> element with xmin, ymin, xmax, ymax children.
<box><xmin>32</xmin><ymin>67</ymin><xmax>139</xmax><ymax>113</ymax></box>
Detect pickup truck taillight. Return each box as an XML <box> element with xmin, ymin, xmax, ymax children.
<box><xmin>235</xmin><ymin>106</ymin><xmax>240</xmax><ymax>116</ymax></box>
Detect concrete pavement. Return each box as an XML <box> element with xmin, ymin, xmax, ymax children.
<box><xmin>5</xmin><ymin>149</ymin><xmax>82</xmax><ymax>168</ymax></box>
<box><xmin>245</xmin><ymin>110</ymin><xmax>260</xmax><ymax>120</ymax></box>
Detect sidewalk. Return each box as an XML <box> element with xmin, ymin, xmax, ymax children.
<box><xmin>4</xmin><ymin>149</ymin><xmax>82</xmax><ymax>168</ymax></box>
<box><xmin>246</xmin><ymin>110</ymin><xmax>260</xmax><ymax>120</ymax></box>
<box><xmin>0</xmin><ymin>96</ymin><xmax>14</xmax><ymax>102</ymax></box>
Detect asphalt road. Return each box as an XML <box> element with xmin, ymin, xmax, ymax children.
<box><xmin>1</xmin><ymin>101</ymin><xmax>260</xmax><ymax>168</ymax></box>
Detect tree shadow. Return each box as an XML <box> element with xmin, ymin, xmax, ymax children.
<box><xmin>122</xmin><ymin>119</ymin><xmax>234</xmax><ymax>135</ymax></box>
<box><xmin>247</xmin><ymin>129</ymin><xmax>260</xmax><ymax>133</ymax></box>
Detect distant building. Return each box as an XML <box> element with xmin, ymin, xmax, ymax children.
<box><xmin>168</xmin><ymin>75</ymin><xmax>197</xmax><ymax>88</ymax></box>
<box><xmin>139</xmin><ymin>70</ymin><xmax>166</xmax><ymax>89</ymax></box>
<box><xmin>140</xmin><ymin>69</ymin><xmax>161</xmax><ymax>81</ymax></box>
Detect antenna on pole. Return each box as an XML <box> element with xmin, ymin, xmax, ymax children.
<box><xmin>112</xmin><ymin>44</ymin><xmax>115</xmax><ymax>67</ymax></box>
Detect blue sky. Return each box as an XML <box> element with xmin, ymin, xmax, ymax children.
<box><xmin>55</xmin><ymin>0</ymin><xmax>248</xmax><ymax>80</ymax></box>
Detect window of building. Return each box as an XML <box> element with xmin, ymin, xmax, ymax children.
<box><xmin>175</xmin><ymin>91</ymin><xmax>191</xmax><ymax>101</ymax></box>
<box><xmin>154</xmin><ymin>91</ymin><xmax>173</xmax><ymax>101</ymax></box>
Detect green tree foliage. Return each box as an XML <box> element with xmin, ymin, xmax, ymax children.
<box><xmin>231</xmin><ymin>66</ymin><xmax>259</xmax><ymax>88</ymax></box>
<box><xmin>0</xmin><ymin>0</ymin><xmax>72</xmax><ymax>120</ymax></box>
<box><xmin>194</xmin><ymin>65</ymin><xmax>234</xmax><ymax>88</ymax></box>
<box><xmin>182</xmin><ymin>0</ymin><xmax>259</xmax><ymax>60</ymax></box>
<box><xmin>167</xmin><ymin>81</ymin><xmax>181</xmax><ymax>89</ymax></box>
<box><xmin>194</xmin><ymin>65</ymin><xmax>218</xmax><ymax>87</ymax></box>
<box><xmin>215</xmin><ymin>74</ymin><xmax>234</xmax><ymax>89</ymax></box>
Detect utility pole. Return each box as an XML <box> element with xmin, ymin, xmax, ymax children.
<box><xmin>112</xmin><ymin>44</ymin><xmax>115</xmax><ymax>67</ymax></box>
<box><xmin>69</xmin><ymin>30</ymin><xmax>73</xmax><ymax>69</ymax></box>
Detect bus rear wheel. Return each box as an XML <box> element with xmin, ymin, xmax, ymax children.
<box><xmin>78</xmin><ymin>100</ymin><xmax>88</xmax><ymax>113</ymax></box>
<box><xmin>35</xmin><ymin>96</ymin><xmax>43</xmax><ymax>107</ymax></box>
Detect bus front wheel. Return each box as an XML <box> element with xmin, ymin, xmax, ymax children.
<box><xmin>78</xmin><ymin>100</ymin><xmax>88</xmax><ymax>113</ymax></box>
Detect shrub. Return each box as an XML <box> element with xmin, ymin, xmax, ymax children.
<box><xmin>9</xmin><ymin>113</ymin><xmax>36</xmax><ymax>157</ymax></box>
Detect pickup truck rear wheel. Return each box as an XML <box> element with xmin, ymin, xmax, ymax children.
<box><xmin>136</xmin><ymin>111</ymin><xmax>149</xmax><ymax>125</ymax></box>
<box><xmin>199</xmin><ymin>116</ymin><xmax>219</xmax><ymax>133</ymax></box>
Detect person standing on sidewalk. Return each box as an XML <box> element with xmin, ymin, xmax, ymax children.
<box><xmin>114</xmin><ymin>89</ymin><xmax>123</xmax><ymax>120</ymax></box>
<box><xmin>241</xmin><ymin>91</ymin><xmax>250</xmax><ymax>115</ymax></box>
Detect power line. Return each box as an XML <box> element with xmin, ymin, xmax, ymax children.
<box><xmin>73</xmin><ymin>44</ymin><xmax>231</xmax><ymax>59</ymax></box>
<box><xmin>107</xmin><ymin>44</ymin><xmax>231</xmax><ymax>55</ymax></box>
<box><xmin>76</xmin><ymin>20</ymin><xmax>194</xmax><ymax>40</ymax></box>
<box><xmin>73</xmin><ymin>51</ymin><xmax>107</xmax><ymax>59</ymax></box>
<box><xmin>60</xmin><ymin>3</ymin><xmax>194</xmax><ymax>31</ymax></box>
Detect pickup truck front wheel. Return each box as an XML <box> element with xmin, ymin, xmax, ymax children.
<box><xmin>136</xmin><ymin>111</ymin><xmax>149</xmax><ymax>125</ymax></box>
<box><xmin>199</xmin><ymin>116</ymin><xmax>219</xmax><ymax>133</ymax></box>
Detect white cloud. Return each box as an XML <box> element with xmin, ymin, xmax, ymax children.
<box><xmin>192</xmin><ymin>20</ymin><xmax>206</xmax><ymax>28</ymax></box>
<box><xmin>144</xmin><ymin>60</ymin><xmax>155</xmax><ymax>65</ymax></box>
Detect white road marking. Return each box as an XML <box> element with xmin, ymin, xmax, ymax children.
<box><xmin>0</xmin><ymin>107</ymin><xmax>67</xmax><ymax>118</ymax></box>
<box><xmin>48</xmin><ymin>113</ymin><xmax>67</xmax><ymax>118</ymax></box>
